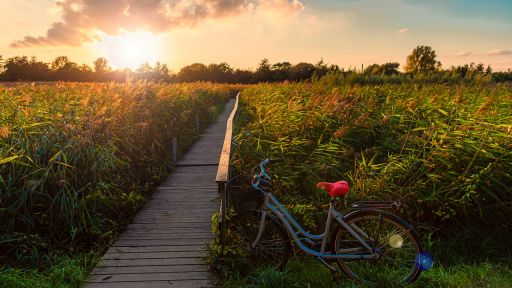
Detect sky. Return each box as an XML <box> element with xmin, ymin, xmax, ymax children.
<box><xmin>0</xmin><ymin>0</ymin><xmax>511</xmax><ymax>71</ymax></box>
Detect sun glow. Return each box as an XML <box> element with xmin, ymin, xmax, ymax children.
<box><xmin>94</xmin><ymin>31</ymin><xmax>162</xmax><ymax>70</ymax></box>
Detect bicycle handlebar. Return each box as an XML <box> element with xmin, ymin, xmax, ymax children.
<box><xmin>259</xmin><ymin>158</ymin><xmax>283</xmax><ymax>177</ymax></box>
<box><xmin>252</xmin><ymin>158</ymin><xmax>282</xmax><ymax>190</ymax></box>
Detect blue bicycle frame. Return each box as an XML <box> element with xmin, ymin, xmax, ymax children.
<box><xmin>251</xmin><ymin>159</ymin><xmax>379</xmax><ymax>260</ymax></box>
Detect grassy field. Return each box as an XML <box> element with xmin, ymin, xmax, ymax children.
<box><xmin>2</xmin><ymin>81</ymin><xmax>511</xmax><ymax>287</ymax></box>
<box><xmin>0</xmin><ymin>82</ymin><xmax>235</xmax><ymax>286</ymax></box>
<box><xmin>215</xmin><ymin>82</ymin><xmax>512</xmax><ymax>287</ymax></box>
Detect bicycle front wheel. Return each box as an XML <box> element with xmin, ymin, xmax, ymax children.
<box><xmin>236</xmin><ymin>211</ymin><xmax>292</xmax><ymax>270</ymax></box>
<box><xmin>331</xmin><ymin>210</ymin><xmax>422</xmax><ymax>284</ymax></box>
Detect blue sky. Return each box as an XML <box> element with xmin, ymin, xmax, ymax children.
<box><xmin>1</xmin><ymin>0</ymin><xmax>511</xmax><ymax>71</ymax></box>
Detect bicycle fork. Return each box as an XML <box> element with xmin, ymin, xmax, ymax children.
<box><xmin>252</xmin><ymin>209</ymin><xmax>267</xmax><ymax>248</ymax></box>
<box><xmin>252</xmin><ymin>193</ymin><xmax>271</xmax><ymax>248</ymax></box>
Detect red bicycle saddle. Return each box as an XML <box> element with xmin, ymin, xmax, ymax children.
<box><xmin>317</xmin><ymin>181</ymin><xmax>350</xmax><ymax>198</ymax></box>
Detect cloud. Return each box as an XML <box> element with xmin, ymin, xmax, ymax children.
<box><xmin>486</xmin><ymin>49</ymin><xmax>512</xmax><ymax>56</ymax></box>
<box><xmin>457</xmin><ymin>50</ymin><xmax>471</xmax><ymax>57</ymax></box>
<box><xmin>258</xmin><ymin>0</ymin><xmax>304</xmax><ymax>18</ymax></box>
<box><xmin>397</xmin><ymin>28</ymin><xmax>408</xmax><ymax>34</ymax></box>
<box><xmin>11</xmin><ymin>0</ymin><xmax>305</xmax><ymax>47</ymax></box>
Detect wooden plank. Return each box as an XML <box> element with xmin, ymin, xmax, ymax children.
<box><xmin>133</xmin><ymin>209</ymin><xmax>215</xmax><ymax>215</ymax></box>
<box><xmin>129</xmin><ymin>215</ymin><xmax>214</xmax><ymax>221</ymax></box>
<box><xmin>85</xmin><ymin>280</ymin><xmax>212</xmax><ymax>288</ymax></box>
<box><xmin>132</xmin><ymin>218</ymin><xmax>213</xmax><ymax>224</ymax></box>
<box><xmin>98</xmin><ymin>257</ymin><xmax>204</xmax><ymax>267</ymax></box>
<box><xmin>135</xmin><ymin>209</ymin><xmax>215</xmax><ymax>214</ymax></box>
<box><xmin>133</xmin><ymin>213</ymin><xmax>214</xmax><ymax>218</ymax></box>
<box><xmin>158</xmin><ymin>184</ymin><xmax>218</xmax><ymax>188</ymax></box>
<box><xmin>104</xmin><ymin>245</ymin><xmax>205</xmax><ymax>254</ymax></box>
<box><xmin>113</xmin><ymin>238</ymin><xmax>210</xmax><ymax>247</ymax></box>
<box><xmin>117</xmin><ymin>233</ymin><xmax>213</xmax><ymax>241</ymax></box>
<box><xmin>88</xmin><ymin>271</ymin><xmax>210</xmax><ymax>282</ymax></box>
<box><xmin>136</xmin><ymin>210</ymin><xmax>215</xmax><ymax>218</ymax></box>
<box><xmin>142</xmin><ymin>200</ymin><xmax>217</xmax><ymax>204</ymax></box>
<box><xmin>134</xmin><ymin>208</ymin><xmax>216</xmax><ymax>213</ymax></box>
<box><xmin>126</xmin><ymin>223</ymin><xmax>211</xmax><ymax>229</ymax></box>
<box><xmin>103</xmin><ymin>251</ymin><xmax>202</xmax><ymax>260</ymax></box>
<box><xmin>139</xmin><ymin>203</ymin><xmax>215</xmax><ymax>208</ymax></box>
<box><xmin>90</xmin><ymin>264</ymin><xmax>209</xmax><ymax>275</ymax></box>
<box><xmin>123</xmin><ymin>228</ymin><xmax>207</xmax><ymax>234</ymax></box>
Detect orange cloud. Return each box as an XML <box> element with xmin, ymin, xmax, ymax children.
<box><xmin>11</xmin><ymin>0</ymin><xmax>305</xmax><ymax>47</ymax></box>
<box><xmin>257</xmin><ymin>0</ymin><xmax>304</xmax><ymax>18</ymax></box>
<box><xmin>457</xmin><ymin>50</ymin><xmax>471</xmax><ymax>57</ymax></box>
<box><xmin>486</xmin><ymin>49</ymin><xmax>512</xmax><ymax>56</ymax></box>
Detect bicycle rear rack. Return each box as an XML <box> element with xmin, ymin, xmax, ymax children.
<box><xmin>350</xmin><ymin>201</ymin><xmax>401</xmax><ymax>214</ymax></box>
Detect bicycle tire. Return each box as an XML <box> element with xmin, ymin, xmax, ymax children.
<box><xmin>235</xmin><ymin>210</ymin><xmax>292</xmax><ymax>270</ymax></box>
<box><xmin>331</xmin><ymin>209</ymin><xmax>423</xmax><ymax>284</ymax></box>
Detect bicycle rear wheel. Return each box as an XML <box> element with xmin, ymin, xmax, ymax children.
<box><xmin>331</xmin><ymin>210</ymin><xmax>422</xmax><ymax>284</ymax></box>
<box><xmin>236</xmin><ymin>211</ymin><xmax>292</xmax><ymax>270</ymax></box>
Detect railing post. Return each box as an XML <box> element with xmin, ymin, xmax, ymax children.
<box><xmin>172</xmin><ymin>137</ymin><xmax>178</xmax><ymax>163</ymax></box>
<box><xmin>218</xmin><ymin>182</ymin><xmax>227</xmax><ymax>244</ymax></box>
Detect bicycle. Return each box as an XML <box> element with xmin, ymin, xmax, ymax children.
<box><xmin>236</xmin><ymin>158</ymin><xmax>433</xmax><ymax>285</ymax></box>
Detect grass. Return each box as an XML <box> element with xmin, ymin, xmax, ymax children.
<box><xmin>231</xmin><ymin>82</ymin><xmax>512</xmax><ymax>232</ymax></box>
<box><xmin>0</xmin><ymin>254</ymin><xmax>97</xmax><ymax>288</ymax></box>
<box><xmin>224</xmin><ymin>258</ymin><xmax>512</xmax><ymax>288</ymax></box>
<box><xmin>0</xmin><ymin>82</ymin><xmax>238</xmax><ymax>286</ymax></box>
<box><xmin>212</xmin><ymin>82</ymin><xmax>512</xmax><ymax>287</ymax></box>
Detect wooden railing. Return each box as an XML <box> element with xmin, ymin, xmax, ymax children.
<box><xmin>215</xmin><ymin>93</ymin><xmax>240</xmax><ymax>244</ymax></box>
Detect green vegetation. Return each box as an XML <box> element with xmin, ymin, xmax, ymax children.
<box><xmin>2</xmin><ymin>46</ymin><xmax>512</xmax><ymax>84</ymax></box>
<box><xmin>223</xmin><ymin>258</ymin><xmax>512</xmax><ymax>288</ymax></box>
<box><xmin>0</xmin><ymin>82</ymin><xmax>234</xmax><ymax>286</ymax></box>
<box><xmin>2</xmin><ymin>77</ymin><xmax>511</xmax><ymax>287</ymax></box>
<box><xmin>216</xmin><ymin>82</ymin><xmax>512</xmax><ymax>286</ymax></box>
<box><xmin>0</xmin><ymin>254</ymin><xmax>97</xmax><ymax>288</ymax></box>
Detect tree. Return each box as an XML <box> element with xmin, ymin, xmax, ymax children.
<box><xmin>51</xmin><ymin>56</ymin><xmax>70</xmax><ymax>71</ymax></box>
<box><xmin>93</xmin><ymin>57</ymin><xmax>110</xmax><ymax>73</ymax></box>
<box><xmin>254</xmin><ymin>59</ymin><xmax>273</xmax><ymax>82</ymax></box>
<box><xmin>153</xmin><ymin>62</ymin><xmax>171</xmax><ymax>81</ymax></box>
<box><xmin>485</xmin><ymin>65</ymin><xmax>493</xmax><ymax>75</ymax></box>
<box><xmin>2</xmin><ymin>56</ymin><xmax>51</xmax><ymax>81</ymax></box>
<box><xmin>378</xmin><ymin>62</ymin><xmax>400</xmax><ymax>75</ymax></box>
<box><xmin>233</xmin><ymin>69</ymin><xmax>253</xmax><ymax>83</ymax></box>
<box><xmin>290</xmin><ymin>62</ymin><xmax>316</xmax><ymax>81</ymax></box>
<box><xmin>136</xmin><ymin>62</ymin><xmax>153</xmax><ymax>74</ymax></box>
<box><xmin>207</xmin><ymin>63</ymin><xmax>233</xmax><ymax>83</ymax></box>
<box><xmin>272</xmin><ymin>61</ymin><xmax>292</xmax><ymax>82</ymax></box>
<box><xmin>365</xmin><ymin>63</ymin><xmax>400</xmax><ymax>75</ymax></box>
<box><xmin>177</xmin><ymin>63</ymin><xmax>208</xmax><ymax>82</ymax></box>
<box><xmin>313</xmin><ymin>59</ymin><xmax>330</xmax><ymax>78</ymax></box>
<box><xmin>405</xmin><ymin>45</ymin><xmax>440</xmax><ymax>74</ymax></box>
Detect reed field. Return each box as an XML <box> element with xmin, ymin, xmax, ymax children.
<box><xmin>220</xmin><ymin>82</ymin><xmax>512</xmax><ymax>287</ymax></box>
<box><xmin>0</xmin><ymin>82</ymin><xmax>234</xmax><ymax>283</ymax></box>
<box><xmin>1</xmin><ymin>81</ymin><xmax>511</xmax><ymax>287</ymax></box>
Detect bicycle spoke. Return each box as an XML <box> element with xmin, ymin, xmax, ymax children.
<box><xmin>335</xmin><ymin>212</ymin><xmax>421</xmax><ymax>285</ymax></box>
<box><xmin>237</xmin><ymin>212</ymin><xmax>291</xmax><ymax>270</ymax></box>
<box><xmin>375</xmin><ymin>213</ymin><xmax>383</xmax><ymax>248</ymax></box>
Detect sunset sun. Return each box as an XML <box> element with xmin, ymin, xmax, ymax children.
<box><xmin>95</xmin><ymin>31</ymin><xmax>162</xmax><ymax>70</ymax></box>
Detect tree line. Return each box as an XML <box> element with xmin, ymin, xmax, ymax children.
<box><xmin>1</xmin><ymin>45</ymin><xmax>511</xmax><ymax>83</ymax></box>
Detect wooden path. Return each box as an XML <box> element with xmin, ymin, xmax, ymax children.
<box><xmin>85</xmin><ymin>99</ymin><xmax>236</xmax><ymax>288</ymax></box>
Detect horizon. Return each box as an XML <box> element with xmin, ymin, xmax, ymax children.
<box><xmin>1</xmin><ymin>1</ymin><xmax>512</xmax><ymax>71</ymax></box>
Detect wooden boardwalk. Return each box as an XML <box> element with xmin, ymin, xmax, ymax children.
<box><xmin>85</xmin><ymin>99</ymin><xmax>236</xmax><ymax>288</ymax></box>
